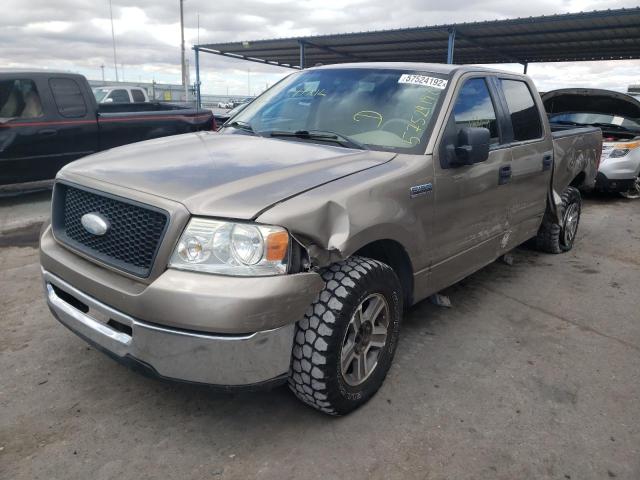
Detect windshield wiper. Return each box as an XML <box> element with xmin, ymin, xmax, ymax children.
<box><xmin>266</xmin><ymin>130</ymin><xmax>368</xmax><ymax>150</ymax></box>
<box><xmin>223</xmin><ymin>120</ymin><xmax>257</xmax><ymax>135</ymax></box>
<box><xmin>590</xmin><ymin>122</ymin><xmax>631</xmax><ymax>131</ymax></box>
<box><xmin>549</xmin><ymin>120</ymin><xmax>585</xmax><ymax>126</ymax></box>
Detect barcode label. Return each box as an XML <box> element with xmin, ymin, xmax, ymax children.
<box><xmin>398</xmin><ymin>74</ymin><xmax>448</xmax><ymax>89</ymax></box>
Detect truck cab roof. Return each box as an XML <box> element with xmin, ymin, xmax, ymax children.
<box><xmin>309</xmin><ymin>62</ymin><xmax>523</xmax><ymax>77</ymax></box>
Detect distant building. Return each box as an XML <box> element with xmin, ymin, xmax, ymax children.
<box><xmin>628</xmin><ymin>84</ymin><xmax>640</xmax><ymax>95</ymax></box>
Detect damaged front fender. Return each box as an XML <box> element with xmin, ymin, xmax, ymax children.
<box><xmin>256</xmin><ymin>157</ymin><xmax>429</xmax><ymax>272</ymax></box>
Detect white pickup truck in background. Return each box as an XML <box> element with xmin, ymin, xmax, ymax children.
<box><xmin>92</xmin><ymin>86</ymin><xmax>150</xmax><ymax>104</ymax></box>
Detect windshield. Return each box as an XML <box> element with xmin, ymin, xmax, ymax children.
<box><xmin>92</xmin><ymin>88</ymin><xmax>110</xmax><ymax>103</ymax></box>
<box><xmin>549</xmin><ymin>112</ymin><xmax>640</xmax><ymax>131</ymax></box>
<box><xmin>226</xmin><ymin>102</ymin><xmax>249</xmax><ymax>118</ymax></box>
<box><xmin>228</xmin><ymin>68</ymin><xmax>449</xmax><ymax>153</ymax></box>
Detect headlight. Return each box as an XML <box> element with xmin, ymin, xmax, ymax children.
<box><xmin>609</xmin><ymin>148</ymin><xmax>630</xmax><ymax>158</ymax></box>
<box><xmin>169</xmin><ymin>218</ymin><xmax>289</xmax><ymax>276</ymax></box>
<box><xmin>606</xmin><ymin>141</ymin><xmax>640</xmax><ymax>159</ymax></box>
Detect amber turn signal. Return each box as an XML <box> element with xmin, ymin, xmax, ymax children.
<box><xmin>265</xmin><ymin>231</ymin><xmax>289</xmax><ymax>261</ymax></box>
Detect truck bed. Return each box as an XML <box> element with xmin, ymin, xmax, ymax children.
<box><xmin>550</xmin><ymin>125</ymin><xmax>602</xmax><ymax>196</ymax></box>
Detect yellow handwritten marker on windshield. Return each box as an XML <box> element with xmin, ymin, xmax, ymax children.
<box><xmin>353</xmin><ymin>110</ymin><xmax>383</xmax><ymax>128</ymax></box>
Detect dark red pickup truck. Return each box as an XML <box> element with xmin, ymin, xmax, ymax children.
<box><xmin>0</xmin><ymin>71</ymin><xmax>215</xmax><ymax>189</ymax></box>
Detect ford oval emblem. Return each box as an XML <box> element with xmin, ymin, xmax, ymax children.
<box><xmin>81</xmin><ymin>212</ymin><xmax>110</xmax><ymax>236</ymax></box>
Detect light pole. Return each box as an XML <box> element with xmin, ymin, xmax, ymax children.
<box><xmin>180</xmin><ymin>0</ymin><xmax>188</xmax><ymax>101</ymax></box>
<box><xmin>108</xmin><ymin>0</ymin><xmax>119</xmax><ymax>81</ymax></box>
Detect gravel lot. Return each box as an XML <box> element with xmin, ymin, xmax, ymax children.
<box><xmin>1</xmin><ymin>194</ymin><xmax>639</xmax><ymax>480</ymax></box>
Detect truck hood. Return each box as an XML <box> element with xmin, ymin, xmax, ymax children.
<box><xmin>61</xmin><ymin>132</ymin><xmax>395</xmax><ymax>219</ymax></box>
<box><xmin>542</xmin><ymin>88</ymin><xmax>640</xmax><ymax>119</ymax></box>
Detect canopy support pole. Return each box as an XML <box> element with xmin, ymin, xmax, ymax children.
<box><xmin>194</xmin><ymin>46</ymin><xmax>201</xmax><ymax>108</ymax></box>
<box><xmin>447</xmin><ymin>28</ymin><xmax>456</xmax><ymax>64</ymax></box>
<box><xmin>299</xmin><ymin>40</ymin><xmax>306</xmax><ymax>69</ymax></box>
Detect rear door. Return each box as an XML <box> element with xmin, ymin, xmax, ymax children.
<box><xmin>46</xmin><ymin>76</ymin><xmax>99</xmax><ymax>175</ymax></box>
<box><xmin>0</xmin><ymin>75</ymin><xmax>98</xmax><ymax>185</ymax></box>
<box><xmin>493</xmin><ymin>77</ymin><xmax>553</xmax><ymax>243</ymax></box>
<box><xmin>429</xmin><ymin>75</ymin><xmax>513</xmax><ymax>292</ymax></box>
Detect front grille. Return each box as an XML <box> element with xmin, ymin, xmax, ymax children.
<box><xmin>52</xmin><ymin>183</ymin><xmax>169</xmax><ymax>277</ymax></box>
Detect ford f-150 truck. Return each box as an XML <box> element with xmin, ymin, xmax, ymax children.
<box><xmin>39</xmin><ymin>63</ymin><xmax>601</xmax><ymax>415</ymax></box>
<box><xmin>0</xmin><ymin>71</ymin><xmax>215</xmax><ymax>190</ymax></box>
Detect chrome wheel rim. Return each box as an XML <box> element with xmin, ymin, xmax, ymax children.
<box><xmin>340</xmin><ymin>293</ymin><xmax>390</xmax><ymax>386</ymax></box>
<box><xmin>562</xmin><ymin>202</ymin><xmax>580</xmax><ymax>246</ymax></box>
<box><xmin>621</xmin><ymin>176</ymin><xmax>640</xmax><ymax>199</ymax></box>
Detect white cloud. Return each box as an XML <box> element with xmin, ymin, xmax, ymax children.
<box><xmin>1</xmin><ymin>0</ymin><xmax>639</xmax><ymax>96</ymax></box>
<box><xmin>25</xmin><ymin>21</ymin><xmax>73</xmax><ymax>33</ymax></box>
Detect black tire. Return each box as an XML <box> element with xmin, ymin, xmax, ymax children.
<box><xmin>288</xmin><ymin>256</ymin><xmax>402</xmax><ymax>415</ymax></box>
<box><xmin>620</xmin><ymin>176</ymin><xmax>640</xmax><ymax>200</ymax></box>
<box><xmin>535</xmin><ymin>186</ymin><xmax>582</xmax><ymax>254</ymax></box>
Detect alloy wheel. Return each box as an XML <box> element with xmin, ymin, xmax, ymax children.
<box><xmin>340</xmin><ymin>293</ymin><xmax>390</xmax><ymax>386</ymax></box>
<box><xmin>562</xmin><ymin>202</ymin><xmax>580</xmax><ymax>247</ymax></box>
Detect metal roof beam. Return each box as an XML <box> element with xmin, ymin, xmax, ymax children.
<box><xmin>455</xmin><ymin>30</ymin><xmax>525</xmax><ymax>65</ymax></box>
<box><xmin>269</xmin><ymin>44</ymin><xmax>490</xmax><ymax>61</ymax></box>
<box><xmin>299</xmin><ymin>40</ymin><xmax>365</xmax><ymax>62</ymax></box>
<box><xmin>196</xmin><ymin>47</ymin><xmax>300</xmax><ymax>69</ymax></box>
<box><xmin>463</xmin><ymin>22</ymin><xmax>640</xmax><ymax>40</ymax></box>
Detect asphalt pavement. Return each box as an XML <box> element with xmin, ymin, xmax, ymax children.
<box><xmin>1</xmin><ymin>194</ymin><xmax>639</xmax><ymax>480</ymax></box>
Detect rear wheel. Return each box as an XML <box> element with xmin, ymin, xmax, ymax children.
<box><xmin>620</xmin><ymin>176</ymin><xmax>640</xmax><ymax>199</ymax></box>
<box><xmin>535</xmin><ymin>186</ymin><xmax>581</xmax><ymax>254</ymax></box>
<box><xmin>288</xmin><ymin>256</ymin><xmax>402</xmax><ymax>415</ymax></box>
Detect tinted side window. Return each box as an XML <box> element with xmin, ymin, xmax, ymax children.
<box><xmin>500</xmin><ymin>79</ymin><xmax>542</xmax><ymax>141</ymax></box>
<box><xmin>0</xmin><ymin>79</ymin><xmax>44</xmax><ymax>119</ymax></box>
<box><xmin>108</xmin><ymin>89</ymin><xmax>131</xmax><ymax>103</ymax></box>
<box><xmin>131</xmin><ymin>89</ymin><xmax>146</xmax><ymax>103</ymax></box>
<box><xmin>453</xmin><ymin>78</ymin><xmax>500</xmax><ymax>145</ymax></box>
<box><xmin>49</xmin><ymin>78</ymin><xmax>87</xmax><ymax>118</ymax></box>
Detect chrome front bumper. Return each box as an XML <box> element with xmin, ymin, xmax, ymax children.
<box><xmin>43</xmin><ymin>269</ymin><xmax>295</xmax><ymax>387</ymax></box>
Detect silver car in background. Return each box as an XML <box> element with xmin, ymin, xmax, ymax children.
<box><xmin>543</xmin><ymin>88</ymin><xmax>640</xmax><ymax>199</ymax></box>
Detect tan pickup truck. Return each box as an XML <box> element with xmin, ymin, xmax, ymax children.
<box><xmin>40</xmin><ymin>63</ymin><xmax>601</xmax><ymax>415</ymax></box>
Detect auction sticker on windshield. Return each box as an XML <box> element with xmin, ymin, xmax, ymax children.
<box><xmin>398</xmin><ymin>74</ymin><xmax>448</xmax><ymax>89</ymax></box>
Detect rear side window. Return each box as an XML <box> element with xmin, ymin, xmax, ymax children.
<box><xmin>0</xmin><ymin>79</ymin><xmax>43</xmax><ymax>119</ymax></box>
<box><xmin>452</xmin><ymin>78</ymin><xmax>500</xmax><ymax>145</ymax></box>
<box><xmin>500</xmin><ymin>79</ymin><xmax>542</xmax><ymax>141</ymax></box>
<box><xmin>49</xmin><ymin>78</ymin><xmax>87</xmax><ymax>118</ymax></box>
<box><xmin>131</xmin><ymin>89</ymin><xmax>146</xmax><ymax>103</ymax></box>
<box><xmin>108</xmin><ymin>89</ymin><xmax>131</xmax><ymax>103</ymax></box>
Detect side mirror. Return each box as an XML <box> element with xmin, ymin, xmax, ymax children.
<box><xmin>104</xmin><ymin>98</ymin><xmax>114</xmax><ymax>103</ymax></box>
<box><xmin>454</xmin><ymin>127</ymin><xmax>490</xmax><ymax>165</ymax></box>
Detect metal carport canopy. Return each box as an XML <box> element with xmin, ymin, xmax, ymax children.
<box><xmin>195</xmin><ymin>7</ymin><xmax>640</xmax><ymax>69</ymax></box>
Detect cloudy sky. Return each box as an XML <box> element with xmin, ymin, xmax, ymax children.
<box><xmin>1</xmin><ymin>0</ymin><xmax>639</xmax><ymax>96</ymax></box>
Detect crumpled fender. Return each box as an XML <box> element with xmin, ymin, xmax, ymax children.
<box><xmin>256</xmin><ymin>157</ymin><xmax>428</xmax><ymax>271</ymax></box>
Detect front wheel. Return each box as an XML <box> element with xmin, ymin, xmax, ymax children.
<box><xmin>620</xmin><ymin>176</ymin><xmax>640</xmax><ymax>199</ymax></box>
<box><xmin>535</xmin><ymin>186</ymin><xmax>582</xmax><ymax>254</ymax></box>
<box><xmin>289</xmin><ymin>256</ymin><xmax>402</xmax><ymax>415</ymax></box>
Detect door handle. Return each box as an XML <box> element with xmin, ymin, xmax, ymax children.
<box><xmin>38</xmin><ymin>129</ymin><xmax>58</xmax><ymax>136</ymax></box>
<box><xmin>542</xmin><ymin>153</ymin><xmax>553</xmax><ymax>171</ymax></box>
<box><xmin>498</xmin><ymin>165</ymin><xmax>512</xmax><ymax>185</ymax></box>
